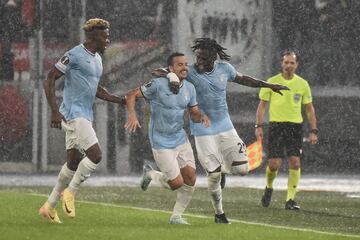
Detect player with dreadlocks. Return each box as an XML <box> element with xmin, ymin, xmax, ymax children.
<box><xmin>39</xmin><ymin>18</ymin><xmax>126</xmax><ymax>224</ymax></box>
<box><xmin>153</xmin><ymin>37</ymin><xmax>288</xmax><ymax>224</ymax></box>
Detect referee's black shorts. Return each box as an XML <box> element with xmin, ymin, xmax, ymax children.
<box><xmin>268</xmin><ymin>122</ymin><xmax>303</xmax><ymax>159</ymax></box>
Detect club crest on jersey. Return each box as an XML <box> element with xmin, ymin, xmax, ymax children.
<box><xmin>184</xmin><ymin>91</ymin><xmax>189</xmax><ymax>102</ymax></box>
<box><xmin>293</xmin><ymin>93</ymin><xmax>301</xmax><ymax>103</ymax></box>
<box><xmin>220</xmin><ymin>74</ymin><xmax>227</xmax><ymax>82</ymax></box>
<box><xmin>60</xmin><ymin>56</ymin><xmax>70</xmax><ymax>65</ymax></box>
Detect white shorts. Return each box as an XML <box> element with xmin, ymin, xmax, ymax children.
<box><xmin>194</xmin><ymin>128</ymin><xmax>248</xmax><ymax>174</ymax></box>
<box><xmin>152</xmin><ymin>140</ymin><xmax>196</xmax><ymax>181</ymax></box>
<box><xmin>61</xmin><ymin>117</ymin><xmax>99</xmax><ymax>152</ymax></box>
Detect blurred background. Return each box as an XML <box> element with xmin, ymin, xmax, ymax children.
<box><xmin>0</xmin><ymin>0</ymin><xmax>359</xmax><ymax>175</ymax></box>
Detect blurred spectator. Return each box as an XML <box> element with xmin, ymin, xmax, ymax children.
<box><xmin>0</xmin><ymin>0</ymin><xmax>24</xmax><ymax>80</ymax></box>
<box><xmin>230</xmin><ymin>13</ymin><xmax>239</xmax><ymax>44</ymax></box>
<box><xmin>201</xmin><ymin>10</ymin><xmax>212</xmax><ymax>38</ymax></box>
<box><xmin>239</xmin><ymin>14</ymin><xmax>248</xmax><ymax>40</ymax></box>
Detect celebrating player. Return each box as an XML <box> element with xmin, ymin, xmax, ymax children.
<box><xmin>40</xmin><ymin>18</ymin><xmax>125</xmax><ymax>223</ymax></box>
<box><xmin>153</xmin><ymin>38</ymin><xmax>289</xmax><ymax>223</ymax></box>
<box><xmin>124</xmin><ymin>52</ymin><xmax>209</xmax><ymax>224</ymax></box>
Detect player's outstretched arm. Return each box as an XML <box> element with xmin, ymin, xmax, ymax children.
<box><xmin>96</xmin><ymin>86</ymin><xmax>126</xmax><ymax>105</ymax></box>
<box><xmin>124</xmin><ymin>88</ymin><xmax>143</xmax><ymax>132</ymax></box>
<box><xmin>189</xmin><ymin>106</ymin><xmax>210</xmax><ymax>127</ymax></box>
<box><xmin>151</xmin><ymin>67</ymin><xmax>169</xmax><ymax>78</ymax></box>
<box><xmin>234</xmin><ymin>74</ymin><xmax>289</xmax><ymax>95</ymax></box>
<box><xmin>43</xmin><ymin>67</ymin><xmax>65</xmax><ymax>129</ymax></box>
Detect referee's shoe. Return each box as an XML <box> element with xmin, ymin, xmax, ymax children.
<box><xmin>285</xmin><ymin>199</ymin><xmax>300</xmax><ymax>210</ymax></box>
<box><xmin>261</xmin><ymin>187</ymin><xmax>273</xmax><ymax>207</ymax></box>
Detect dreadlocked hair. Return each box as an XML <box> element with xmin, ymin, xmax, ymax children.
<box><xmin>191</xmin><ymin>38</ymin><xmax>231</xmax><ymax>61</ymax></box>
<box><xmin>83</xmin><ymin>18</ymin><xmax>110</xmax><ymax>32</ymax></box>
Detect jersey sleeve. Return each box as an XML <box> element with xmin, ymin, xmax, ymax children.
<box><xmin>302</xmin><ymin>81</ymin><xmax>312</xmax><ymax>104</ymax></box>
<box><xmin>226</xmin><ymin>62</ymin><xmax>238</xmax><ymax>82</ymax></box>
<box><xmin>188</xmin><ymin>83</ymin><xmax>198</xmax><ymax>107</ymax></box>
<box><xmin>140</xmin><ymin>79</ymin><xmax>158</xmax><ymax>100</ymax></box>
<box><xmin>54</xmin><ymin>51</ymin><xmax>77</xmax><ymax>74</ymax></box>
<box><xmin>259</xmin><ymin>79</ymin><xmax>272</xmax><ymax>101</ymax></box>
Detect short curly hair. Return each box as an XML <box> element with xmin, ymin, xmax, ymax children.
<box><xmin>82</xmin><ymin>18</ymin><xmax>110</xmax><ymax>32</ymax></box>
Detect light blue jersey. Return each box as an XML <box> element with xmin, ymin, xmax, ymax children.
<box><xmin>55</xmin><ymin>44</ymin><xmax>103</xmax><ymax>122</ymax></box>
<box><xmin>140</xmin><ymin>77</ymin><xmax>197</xmax><ymax>149</ymax></box>
<box><xmin>187</xmin><ymin>61</ymin><xmax>237</xmax><ymax>136</ymax></box>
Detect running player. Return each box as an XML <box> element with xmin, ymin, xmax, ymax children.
<box><xmin>153</xmin><ymin>38</ymin><xmax>289</xmax><ymax>223</ymax></box>
<box><xmin>40</xmin><ymin>18</ymin><xmax>125</xmax><ymax>223</ymax></box>
<box><xmin>124</xmin><ymin>52</ymin><xmax>209</xmax><ymax>224</ymax></box>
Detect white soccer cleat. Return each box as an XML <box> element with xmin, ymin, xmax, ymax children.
<box><xmin>140</xmin><ymin>164</ymin><xmax>153</xmax><ymax>191</ymax></box>
<box><xmin>169</xmin><ymin>216</ymin><xmax>190</xmax><ymax>225</ymax></box>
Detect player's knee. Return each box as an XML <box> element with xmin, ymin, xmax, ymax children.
<box><xmin>168</xmin><ymin>177</ymin><xmax>184</xmax><ymax>190</ymax></box>
<box><xmin>289</xmin><ymin>162</ymin><xmax>300</xmax><ymax>170</ymax></box>
<box><xmin>231</xmin><ymin>161</ymin><xmax>249</xmax><ymax>176</ymax></box>
<box><xmin>224</xmin><ymin>147</ymin><xmax>248</xmax><ymax>176</ymax></box>
<box><xmin>66</xmin><ymin>160</ymin><xmax>79</xmax><ymax>171</ymax></box>
<box><xmin>185</xmin><ymin>174</ymin><xmax>196</xmax><ymax>186</ymax></box>
<box><xmin>89</xmin><ymin>152</ymin><xmax>102</xmax><ymax>164</ymax></box>
<box><xmin>268</xmin><ymin>159</ymin><xmax>281</xmax><ymax>171</ymax></box>
<box><xmin>181</xmin><ymin>166</ymin><xmax>196</xmax><ymax>186</ymax></box>
<box><xmin>289</xmin><ymin>157</ymin><xmax>300</xmax><ymax>169</ymax></box>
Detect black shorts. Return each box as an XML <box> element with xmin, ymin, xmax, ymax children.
<box><xmin>268</xmin><ymin>122</ymin><xmax>303</xmax><ymax>159</ymax></box>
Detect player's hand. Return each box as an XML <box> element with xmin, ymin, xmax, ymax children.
<box><xmin>308</xmin><ymin>132</ymin><xmax>318</xmax><ymax>145</ymax></box>
<box><xmin>151</xmin><ymin>67</ymin><xmax>169</xmax><ymax>77</ymax></box>
<box><xmin>270</xmin><ymin>84</ymin><xmax>290</xmax><ymax>96</ymax></box>
<box><xmin>124</xmin><ymin>113</ymin><xmax>141</xmax><ymax>132</ymax></box>
<box><xmin>255</xmin><ymin>127</ymin><xmax>263</xmax><ymax>141</ymax></box>
<box><xmin>168</xmin><ymin>81</ymin><xmax>180</xmax><ymax>94</ymax></box>
<box><xmin>201</xmin><ymin>115</ymin><xmax>210</xmax><ymax>128</ymax></box>
<box><xmin>50</xmin><ymin>111</ymin><xmax>64</xmax><ymax>129</ymax></box>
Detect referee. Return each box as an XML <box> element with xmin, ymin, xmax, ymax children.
<box><xmin>255</xmin><ymin>50</ymin><xmax>318</xmax><ymax>210</ymax></box>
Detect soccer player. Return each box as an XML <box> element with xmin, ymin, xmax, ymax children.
<box><xmin>124</xmin><ymin>52</ymin><xmax>209</xmax><ymax>225</ymax></box>
<box><xmin>153</xmin><ymin>38</ymin><xmax>289</xmax><ymax>224</ymax></box>
<box><xmin>39</xmin><ymin>18</ymin><xmax>125</xmax><ymax>223</ymax></box>
<box><xmin>255</xmin><ymin>50</ymin><xmax>318</xmax><ymax>210</ymax></box>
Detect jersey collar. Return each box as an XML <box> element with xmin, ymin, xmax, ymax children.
<box><xmin>81</xmin><ymin>44</ymin><xmax>96</xmax><ymax>56</ymax></box>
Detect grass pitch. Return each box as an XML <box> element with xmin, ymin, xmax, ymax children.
<box><xmin>0</xmin><ymin>186</ymin><xmax>359</xmax><ymax>240</ymax></box>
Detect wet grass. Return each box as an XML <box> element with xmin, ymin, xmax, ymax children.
<box><xmin>0</xmin><ymin>186</ymin><xmax>359</xmax><ymax>240</ymax></box>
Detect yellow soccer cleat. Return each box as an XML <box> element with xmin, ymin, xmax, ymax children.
<box><xmin>61</xmin><ymin>188</ymin><xmax>75</xmax><ymax>218</ymax></box>
<box><xmin>39</xmin><ymin>201</ymin><xmax>62</xmax><ymax>224</ymax></box>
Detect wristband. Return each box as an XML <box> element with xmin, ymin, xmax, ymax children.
<box><xmin>167</xmin><ymin>72</ymin><xmax>180</xmax><ymax>83</ymax></box>
<box><xmin>310</xmin><ymin>129</ymin><xmax>318</xmax><ymax>135</ymax></box>
<box><xmin>255</xmin><ymin>124</ymin><xmax>262</xmax><ymax>128</ymax></box>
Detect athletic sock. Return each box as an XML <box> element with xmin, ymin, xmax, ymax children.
<box><xmin>48</xmin><ymin>163</ymin><xmax>75</xmax><ymax>208</ymax></box>
<box><xmin>266</xmin><ymin>165</ymin><xmax>278</xmax><ymax>189</ymax></box>
<box><xmin>207</xmin><ymin>172</ymin><xmax>223</xmax><ymax>215</ymax></box>
<box><xmin>68</xmin><ymin>157</ymin><xmax>97</xmax><ymax>194</ymax></box>
<box><xmin>171</xmin><ymin>184</ymin><xmax>195</xmax><ymax>218</ymax></box>
<box><xmin>287</xmin><ymin>168</ymin><xmax>301</xmax><ymax>201</ymax></box>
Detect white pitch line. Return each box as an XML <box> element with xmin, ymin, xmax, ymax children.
<box><xmin>30</xmin><ymin>193</ymin><xmax>360</xmax><ymax>239</ymax></box>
